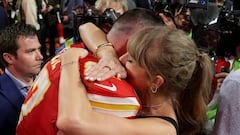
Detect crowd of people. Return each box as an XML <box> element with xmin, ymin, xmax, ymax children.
<box><xmin>0</xmin><ymin>0</ymin><xmax>240</xmax><ymax>135</ymax></box>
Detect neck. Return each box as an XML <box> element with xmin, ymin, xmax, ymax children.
<box><xmin>7</xmin><ymin>67</ymin><xmax>34</xmax><ymax>85</ymax></box>
<box><xmin>138</xmin><ymin>98</ymin><xmax>175</xmax><ymax>117</ymax></box>
<box><xmin>137</xmin><ymin>91</ymin><xmax>177</xmax><ymax>119</ymax></box>
<box><xmin>139</xmin><ymin>90</ymin><xmax>168</xmax><ymax>108</ymax></box>
<box><xmin>142</xmin><ymin>101</ymin><xmax>167</xmax><ymax>108</ymax></box>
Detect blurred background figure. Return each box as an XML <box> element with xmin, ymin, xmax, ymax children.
<box><xmin>0</xmin><ymin>5</ymin><xmax>8</xmax><ymax>30</ymax></box>
<box><xmin>95</xmin><ymin>0</ymin><xmax>128</xmax><ymax>15</ymax></box>
<box><xmin>60</xmin><ymin>0</ymin><xmax>84</xmax><ymax>39</ymax></box>
<box><xmin>0</xmin><ymin>2</ymin><xmax>9</xmax><ymax>75</ymax></box>
<box><xmin>0</xmin><ymin>5</ymin><xmax>8</xmax><ymax>75</ymax></box>
<box><xmin>21</xmin><ymin>0</ymin><xmax>48</xmax><ymax>60</ymax></box>
<box><xmin>135</xmin><ymin>0</ymin><xmax>154</xmax><ymax>9</ymax></box>
<box><xmin>126</xmin><ymin>0</ymin><xmax>136</xmax><ymax>10</ymax></box>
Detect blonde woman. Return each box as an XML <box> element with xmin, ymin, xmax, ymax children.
<box><xmin>57</xmin><ymin>26</ymin><xmax>212</xmax><ymax>135</ymax></box>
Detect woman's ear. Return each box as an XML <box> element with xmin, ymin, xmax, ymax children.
<box><xmin>152</xmin><ymin>75</ymin><xmax>164</xmax><ymax>88</ymax></box>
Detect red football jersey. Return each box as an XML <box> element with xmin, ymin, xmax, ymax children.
<box><xmin>17</xmin><ymin>47</ymin><xmax>141</xmax><ymax>135</ymax></box>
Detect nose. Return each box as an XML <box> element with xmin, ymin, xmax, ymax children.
<box><xmin>36</xmin><ymin>50</ymin><xmax>43</xmax><ymax>60</ymax></box>
<box><xmin>119</xmin><ymin>52</ymin><xmax>128</xmax><ymax>65</ymax></box>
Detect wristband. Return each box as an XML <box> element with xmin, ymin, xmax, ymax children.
<box><xmin>94</xmin><ymin>42</ymin><xmax>113</xmax><ymax>57</ymax></box>
<box><xmin>61</xmin><ymin>61</ymin><xmax>78</xmax><ymax>70</ymax></box>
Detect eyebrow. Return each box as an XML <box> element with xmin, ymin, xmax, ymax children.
<box><xmin>25</xmin><ymin>46</ymin><xmax>41</xmax><ymax>52</ymax></box>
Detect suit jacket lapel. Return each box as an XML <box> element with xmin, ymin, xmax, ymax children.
<box><xmin>0</xmin><ymin>73</ymin><xmax>25</xmax><ymax>112</ymax></box>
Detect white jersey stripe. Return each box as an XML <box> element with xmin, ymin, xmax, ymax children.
<box><xmin>88</xmin><ymin>93</ymin><xmax>140</xmax><ymax>106</ymax></box>
<box><xmin>93</xmin><ymin>107</ymin><xmax>139</xmax><ymax>117</ymax></box>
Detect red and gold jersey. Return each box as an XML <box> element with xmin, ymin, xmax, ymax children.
<box><xmin>17</xmin><ymin>45</ymin><xmax>141</xmax><ymax>135</ymax></box>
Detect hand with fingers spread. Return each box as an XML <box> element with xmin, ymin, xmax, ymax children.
<box><xmin>159</xmin><ymin>13</ymin><xmax>176</xmax><ymax>30</ymax></box>
<box><xmin>85</xmin><ymin>52</ymin><xmax>127</xmax><ymax>81</ymax></box>
<box><xmin>79</xmin><ymin>22</ymin><xmax>128</xmax><ymax>81</ymax></box>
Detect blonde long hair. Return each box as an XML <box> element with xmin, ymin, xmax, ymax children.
<box><xmin>128</xmin><ymin>26</ymin><xmax>212</xmax><ymax>135</ymax></box>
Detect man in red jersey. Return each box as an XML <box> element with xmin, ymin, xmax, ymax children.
<box><xmin>17</xmin><ymin>44</ymin><xmax>141</xmax><ymax>135</ymax></box>
<box><xmin>17</xmin><ymin>8</ymin><xmax>164</xmax><ymax>135</ymax></box>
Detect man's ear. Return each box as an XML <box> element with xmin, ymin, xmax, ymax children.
<box><xmin>3</xmin><ymin>53</ymin><xmax>14</xmax><ymax>65</ymax></box>
<box><xmin>152</xmin><ymin>75</ymin><xmax>164</xmax><ymax>88</ymax></box>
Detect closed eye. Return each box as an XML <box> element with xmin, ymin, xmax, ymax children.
<box><xmin>127</xmin><ymin>59</ymin><xmax>133</xmax><ymax>63</ymax></box>
<box><xmin>127</xmin><ymin>55</ymin><xmax>134</xmax><ymax>63</ymax></box>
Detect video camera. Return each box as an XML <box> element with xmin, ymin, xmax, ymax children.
<box><xmin>218</xmin><ymin>0</ymin><xmax>240</xmax><ymax>30</ymax></box>
<box><xmin>201</xmin><ymin>0</ymin><xmax>240</xmax><ymax>77</ymax></box>
<box><xmin>215</xmin><ymin>0</ymin><xmax>240</xmax><ymax>57</ymax></box>
<box><xmin>153</xmin><ymin>0</ymin><xmax>207</xmax><ymax>18</ymax></box>
<box><xmin>72</xmin><ymin>5</ymin><xmax>121</xmax><ymax>41</ymax></box>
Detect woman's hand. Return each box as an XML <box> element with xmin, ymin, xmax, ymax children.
<box><xmin>85</xmin><ymin>53</ymin><xmax>127</xmax><ymax>81</ymax></box>
<box><xmin>79</xmin><ymin>23</ymin><xmax>127</xmax><ymax>81</ymax></box>
<box><xmin>60</xmin><ymin>48</ymin><xmax>88</xmax><ymax>65</ymax></box>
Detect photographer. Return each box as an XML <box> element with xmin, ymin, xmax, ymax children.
<box><xmin>60</xmin><ymin>0</ymin><xmax>83</xmax><ymax>39</ymax></box>
<box><xmin>157</xmin><ymin>3</ymin><xmax>192</xmax><ymax>34</ymax></box>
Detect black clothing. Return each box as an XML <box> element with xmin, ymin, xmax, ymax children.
<box><xmin>137</xmin><ymin>116</ymin><xmax>179</xmax><ymax>135</ymax></box>
<box><xmin>0</xmin><ymin>6</ymin><xmax>8</xmax><ymax>30</ymax></box>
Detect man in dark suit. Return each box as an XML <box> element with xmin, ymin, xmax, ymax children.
<box><xmin>0</xmin><ymin>24</ymin><xmax>43</xmax><ymax>135</ymax></box>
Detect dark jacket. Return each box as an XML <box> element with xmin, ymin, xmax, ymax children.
<box><xmin>0</xmin><ymin>73</ymin><xmax>25</xmax><ymax>135</ymax></box>
<box><xmin>0</xmin><ymin>6</ymin><xmax>8</xmax><ymax>30</ymax></box>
